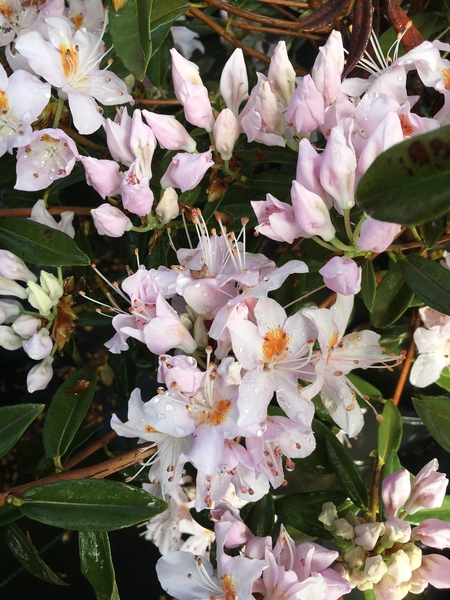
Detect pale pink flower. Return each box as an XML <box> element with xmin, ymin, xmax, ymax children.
<box><xmin>311</xmin><ymin>30</ymin><xmax>344</xmax><ymax>107</ymax></box>
<box><xmin>251</xmin><ymin>193</ymin><xmax>301</xmax><ymax>243</ymax></box>
<box><xmin>220</xmin><ymin>48</ymin><xmax>248</xmax><ymax>116</ymax></box>
<box><xmin>267</xmin><ymin>41</ymin><xmax>296</xmax><ymax>107</ymax></box>
<box><xmin>213</xmin><ymin>108</ymin><xmax>239</xmax><ymax>161</ymax></box>
<box><xmin>160</xmin><ymin>151</ymin><xmax>213</xmax><ymax>192</ymax></box>
<box><xmin>382</xmin><ymin>469</ymin><xmax>411</xmax><ymax>519</ymax></box>
<box><xmin>27</xmin><ymin>355</ymin><xmax>54</xmax><ymax>393</ymax></box>
<box><xmin>143</xmin><ymin>111</ymin><xmax>196</xmax><ymax>153</ymax></box>
<box><xmin>319</xmin><ymin>257</ymin><xmax>361</xmax><ymax>296</ymax></box>
<box><xmin>240</xmin><ymin>73</ymin><xmax>285</xmax><ymax>146</ymax></box>
<box><xmin>413</xmin><ymin>519</ymin><xmax>450</xmax><ymax>550</ymax></box>
<box><xmin>287</xmin><ymin>75</ymin><xmax>325</xmax><ymax>133</ymax></box>
<box><xmin>411</xmin><ymin>318</ymin><xmax>450</xmax><ymax>387</ymax></box>
<box><xmin>291</xmin><ymin>180</ymin><xmax>335</xmax><ymax>241</ymax></box>
<box><xmin>80</xmin><ymin>156</ymin><xmax>122</xmax><ymax>199</ymax></box>
<box><xmin>29</xmin><ymin>199</ymin><xmax>75</xmax><ymax>238</ymax></box>
<box><xmin>91</xmin><ymin>204</ymin><xmax>133</xmax><ymax>238</ymax></box>
<box><xmin>357</xmin><ymin>217</ymin><xmax>401</xmax><ymax>253</ymax></box>
<box><xmin>404</xmin><ymin>459</ymin><xmax>448</xmax><ymax>514</ymax></box>
<box><xmin>320</xmin><ymin>123</ymin><xmax>356</xmax><ymax>213</ymax></box>
<box><xmin>0</xmin><ymin>250</ymin><xmax>36</xmax><ymax>282</ymax></box>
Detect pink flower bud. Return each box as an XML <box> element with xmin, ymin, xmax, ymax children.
<box><xmin>129</xmin><ymin>109</ymin><xmax>156</xmax><ymax>178</ymax></box>
<box><xmin>213</xmin><ymin>108</ymin><xmax>239</xmax><ymax>160</ymax></box>
<box><xmin>91</xmin><ymin>204</ymin><xmax>133</xmax><ymax>238</ymax></box>
<box><xmin>22</xmin><ymin>327</ymin><xmax>52</xmax><ymax>360</ymax></box>
<box><xmin>319</xmin><ymin>257</ymin><xmax>361</xmax><ymax>296</ymax></box>
<box><xmin>170</xmin><ymin>48</ymin><xmax>203</xmax><ymax>99</ymax></box>
<box><xmin>80</xmin><ymin>156</ymin><xmax>122</xmax><ymax>199</ymax></box>
<box><xmin>404</xmin><ymin>459</ymin><xmax>448</xmax><ymax>514</ymax></box>
<box><xmin>320</xmin><ymin>124</ymin><xmax>356</xmax><ymax>213</ymax></box>
<box><xmin>121</xmin><ymin>158</ymin><xmax>154</xmax><ymax>216</ymax></box>
<box><xmin>418</xmin><ymin>554</ymin><xmax>450</xmax><ymax>589</ymax></box>
<box><xmin>311</xmin><ymin>30</ymin><xmax>344</xmax><ymax>106</ymax></box>
<box><xmin>251</xmin><ymin>194</ymin><xmax>300</xmax><ymax>243</ymax></box>
<box><xmin>240</xmin><ymin>74</ymin><xmax>285</xmax><ymax>141</ymax></box>
<box><xmin>354</xmin><ymin>522</ymin><xmax>385</xmax><ymax>551</ymax></box>
<box><xmin>220</xmin><ymin>48</ymin><xmax>248</xmax><ymax>116</ymax></box>
<box><xmin>104</xmin><ymin>107</ymin><xmax>135</xmax><ymax>166</ymax></box>
<box><xmin>27</xmin><ymin>355</ymin><xmax>54</xmax><ymax>393</ymax></box>
<box><xmin>160</xmin><ymin>151</ymin><xmax>213</xmax><ymax>193</ymax></box>
<box><xmin>382</xmin><ymin>469</ymin><xmax>411</xmax><ymax>519</ymax></box>
<box><xmin>357</xmin><ymin>217</ymin><xmax>401</xmax><ymax>253</ymax></box>
<box><xmin>12</xmin><ymin>314</ymin><xmax>40</xmax><ymax>338</ymax></box>
<box><xmin>142</xmin><ymin>111</ymin><xmax>196</xmax><ymax>153</ymax></box>
<box><xmin>413</xmin><ymin>519</ymin><xmax>450</xmax><ymax>549</ymax></box>
<box><xmin>0</xmin><ymin>250</ymin><xmax>36</xmax><ymax>282</ymax></box>
<box><xmin>267</xmin><ymin>41</ymin><xmax>296</xmax><ymax>107</ymax></box>
<box><xmin>287</xmin><ymin>75</ymin><xmax>325</xmax><ymax>134</ymax></box>
<box><xmin>178</xmin><ymin>81</ymin><xmax>215</xmax><ymax>132</ymax></box>
<box><xmin>291</xmin><ymin>180</ymin><xmax>335</xmax><ymax>241</ymax></box>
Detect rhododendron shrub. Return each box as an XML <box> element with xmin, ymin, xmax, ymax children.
<box><xmin>1</xmin><ymin>1</ymin><xmax>450</xmax><ymax>599</ymax></box>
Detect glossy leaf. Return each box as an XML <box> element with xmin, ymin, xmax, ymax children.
<box><xmin>42</xmin><ymin>367</ymin><xmax>97</xmax><ymax>467</ymax></box>
<box><xmin>347</xmin><ymin>373</ymin><xmax>382</xmax><ymax>399</ymax></box>
<box><xmin>0</xmin><ymin>505</ymin><xmax>22</xmax><ymax>527</ymax></box>
<box><xmin>3</xmin><ymin>522</ymin><xmax>68</xmax><ymax>585</ymax></box>
<box><xmin>189</xmin><ymin>508</ymin><xmax>214</xmax><ymax>532</ymax></box>
<box><xmin>0</xmin><ymin>403</ymin><xmax>44</xmax><ymax>459</ymax></box>
<box><xmin>400</xmin><ymin>254</ymin><xmax>450</xmax><ymax>315</ymax></box>
<box><xmin>244</xmin><ymin>493</ymin><xmax>275</xmax><ymax>537</ymax></box>
<box><xmin>275</xmin><ymin>495</ymin><xmax>332</xmax><ymax>540</ymax></box>
<box><xmin>422</xmin><ymin>218</ymin><xmax>442</xmax><ymax>249</ymax></box>
<box><xmin>406</xmin><ymin>495</ymin><xmax>450</xmax><ymax>525</ymax></box>
<box><xmin>436</xmin><ymin>367</ymin><xmax>450</xmax><ymax>393</ymax></box>
<box><xmin>361</xmin><ymin>257</ymin><xmax>376</xmax><ymax>312</ymax></box>
<box><xmin>16</xmin><ymin>479</ymin><xmax>168</xmax><ymax>531</ymax></box>
<box><xmin>413</xmin><ymin>395</ymin><xmax>450</xmax><ymax>453</ymax></box>
<box><xmin>276</xmin><ymin>489</ymin><xmax>347</xmax><ymax>507</ymax></box>
<box><xmin>356</xmin><ymin>125</ymin><xmax>450</xmax><ymax>225</ymax></box>
<box><xmin>79</xmin><ymin>531</ymin><xmax>119</xmax><ymax>600</ymax></box>
<box><xmin>0</xmin><ymin>218</ymin><xmax>90</xmax><ymax>267</ymax></box>
<box><xmin>151</xmin><ymin>0</ymin><xmax>190</xmax><ymax>30</ymax></box>
<box><xmin>378</xmin><ymin>401</ymin><xmax>402</xmax><ymax>464</ymax></box>
<box><xmin>108</xmin><ymin>0</ymin><xmax>152</xmax><ymax>80</ymax></box>
<box><xmin>325</xmin><ymin>435</ymin><xmax>369</xmax><ymax>509</ymax></box>
<box><xmin>295</xmin><ymin>419</ymin><xmax>334</xmax><ymax>474</ymax></box>
<box><xmin>370</xmin><ymin>262</ymin><xmax>414</xmax><ymax>328</ymax></box>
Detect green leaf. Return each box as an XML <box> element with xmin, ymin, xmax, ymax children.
<box><xmin>422</xmin><ymin>218</ymin><xmax>442</xmax><ymax>249</ymax></box>
<box><xmin>146</xmin><ymin>26</ymin><xmax>172</xmax><ymax>86</ymax></box>
<box><xmin>294</xmin><ymin>419</ymin><xmax>334</xmax><ymax>475</ymax></box>
<box><xmin>325</xmin><ymin>435</ymin><xmax>369</xmax><ymax>509</ymax></box>
<box><xmin>62</xmin><ymin>424</ymin><xmax>102</xmax><ymax>464</ymax></box>
<box><xmin>151</xmin><ymin>0</ymin><xmax>190</xmax><ymax>30</ymax></box>
<box><xmin>16</xmin><ymin>479</ymin><xmax>168</xmax><ymax>531</ymax></box>
<box><xmin>276</xmin><ymin>489</ymin><xmax>347</xmax><ymax>507</ymax></box>
<box><xmin>347</xmin><ymin>373</ymin><xmax>382</xmax><ymax>399</ymax></box>
<box><xmin>244</xmin><ymin>494</ymin><xmax>275</xmax><ymax>537</ymax></box>
<box><xmin>400</xmin><ymin>253</ymin><xmax>450</xmax><ymax>315</ymax></box>
<box><xmin>79</xmin><ymin>531</ymin><xmax>119</xmax><ymax>600</ymax></box>
<box><xmin>0</xmin><ymin>218</ymin><xmax>90</xmax><ymax>267</ymax></box>
<box><xmin>361</xmin><ymin>257</ymin><xmax>376</xmax><ymax>311</ymax></box>
<box><xmin>413</xmin><ymin>395</ymin><xmax>450</xmax><ymax>453</ymax></box>
<box><xmin>3</xmin><ymin>522</ymin><xmax>68</xmax><ymax>585</ymax></box>
<box><xmin>405</xmin><ymin>495</ymin><xmax>450</xmax><ymax>525</ymax></box>
<box><xmin>363</xmin><ymin>590</ymin><xmax>377</xmax><ymax>600</ymax></box>
<box><xmin>189</xmin><ymin>508</ymin><xmax>214</xmax><ymax>532</ymax></box>
<box><xmin>42</xmin><ymin>367</ymin><xmax>97</xmax><ymax>469</ymax></box>
<box><xmin>275</xmin><ymin>495</ymin><xmax>331</xmax><ymax>540</ymax></box>
<box><xmin>251</xmin><ymin>170</ymin><xmax>293</xmax><ymax>197</ymax></box>
<box><xmin>0</xmin><ymin>404</ymin><xmax>44</xmax><ymax>459</ymax></box>
<box><xmin>370</xmin><ymin>261</ymin><xmax>414</xmax><ymax>327</ymax></box>
<box><xmin>436</xmin><ymin>367</ymin><xmax>450</xmax><ymax>393</ymax></box>
<box><xmin>0</xmin><ymin>505</ymin><xmax>22</xmax><ymax>527</ymax></box>
<box><xmin>356</xmin><ymin>125</ymin><xmax>450</xmax><ymax>226</ymax></box>
<box><xmin>378</xmin><ymin>401</ymin><xmax>402</xmax><ymax>464</ymax></box>
<box><xmin>108</xmin><ymin>0</ymin><xmax>152</xmax><ymax>81</ymax></box>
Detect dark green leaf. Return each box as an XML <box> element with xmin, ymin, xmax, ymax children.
<box><xmin>244</xmin><ymin>494</ymin><xmax>274</xmax><ymax>537</ymax></box>
<box><xmin>276</xmin><ymin>489</ymin><xmax>347</xmax><ymax>507</ymax></box>
<box><xmin>108</xmin><ymin>0</ymin><xmax>152</xmax><ymax>80</ymax></box>
<box><xmin>406</xmin><ymin>495</ymin><xmax>450</xmax><ymax>525</ymax></box>
<box><xmin>189</xmin><ymin>508</ymin><xmax>214</xmax><ymax>532</ymax></box>
<box><xmin>236</xmin><ymin>141</ymin><xmax>298</xmax><ymax>164</ymax></box>
<box><xmin>42</xmin><ymin>367</ymin><xmax>97</xmax><ymax>468</ymax></box>
<box><xmin>3</xmin><ymin>523</ymin><xmax>68</xmax><ymax>585</ymax></box>
<box><xmin>47</xmin><ymin>165</ymin><xmax>87</xmax><ymax>195</ymax></box>
<box><xmin>400</xmin><ymin>254</ymin><xmax>450</xmax><ymax>315</ymax></box>
<box><xmin>370</xmin><ymin>261</ymin><xmax>414</xmax><ymax>327</ymax></box>
<box><xmin>347</xmin><ymin>373</ymin><xmax>382</xmax><ymax>399</ymax></box>
<box><xmin>0</xmin><ymin>218</ymin><xmax>90</xmax><ymax>266</ymax></box>
<box><xmin>0</xmin><ymin>404</ymin><xmax>44</xmax><ymax>459</ymax></box>
<box><xmin>436</xmin><ymin>367</ymin><xmax>450</xmax><ymax>393</ymax></box>
<box><xmin>79</xmin><ymin>531</ymin><xmax>119</xmax><ymax>600</ymax></box>
<box><xmin>62</xmin><ymin>424</ymin><xmax>102</xmax><ymax>464</ymax></box>
<box><xmin>0</xmin><ymin>189</ymin><xmax>38</xmax><ymax>208</ymax></box>
<box><xmin>325</xmin><ymin>435</ymin><xmax>369</xmax><ymax>508</ymax></box>
<box><xmin>146</xmin><ymin>27</ymin><xmax>172</xmax><ymax>86</ymax></box>
<box><xmin>381</xmin><ymin>450</ymin><xmax>403</xmax><ymax>480</ymax></box>
<box><xmin>378</xmin><ymin>401</ymin><xmax>402</xmax><ymax>464</ymax></box>
<box><xmin>361</xmin><ymin>258</ymin><xmax>376</xmax><ymax>311</ymax></box>
<box><xmin>151</xmin><ymin>0</ymin><xmax>190</xmax><ymax>30</ymax></box>
<box><xmin>251</xmin><ymin>170</ymin><xmax>293</xmax><ymax>197</ymax></box>
<box><xmin>294</xmin><ymin>419</ymin><xmax>334</xmax><ymax>474</ymax></box>
<box><xmin>16</xmin><ymin>479</ymin><xmax>168</xmax><ymax>531</ymax></box>
<box><xmin>422</xmin><ymin>218</ymin><xmax>442</xmax><ymax>249</ymax></box>
<box><xmin>413</xmin><ymin>395</ymin><xmax>450</xmax><ymax>453</ymax></box>
<box><xmin>0</xmin><ymin>505</ymin><xmax>22</xmax><ymax>527</ymax></box>
<box><xmin>356</xmin><ymin>125</ymin><xmax>450</xmax><ymax>226</ymax></box>
<box><xmin>275</xmin><ymin>495</ymin><xmax>331</xmax><ymax>539</ymax></box>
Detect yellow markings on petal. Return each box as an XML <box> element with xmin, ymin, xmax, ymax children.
<box><xmin>40</xmin><ymin>133</ymin><xmax>60</xmax><ymax>144</ymax></box>
<box><xmin>60</xmin><ymin>43</ymin><xmax>78</xmax><ymax>79</ymax></box>
<box><xmin>71</xmin><ymin>12</ymin><xmax>84</xmax><ymax>30</ymax></box>
<box><xmin>329</xmin><ymin>330</ymin><xmax>339</xmax><ymax>350</ymax></box>
<box><xmin>262</xmin><ymin>325</ymin><xmax>290</xmax><ymax>363</ymax></box>
<box><xmin>442</xmin><ymin>68</ymin><xmax>450</xmax><ymax>92</ymax></box>
<box><xmin>210</xmin><ymin>398</ymin><xmax>232</xmax><ymax>426</ymax></box>
<box><xmin>0</xmin><ymin>1</ymin><xmax>13</xmax><ymax>20</ymax></box>
<box><xmin>221</xmin><ymin>574</ymin><xmax>237</xmax><ymax>600</ymax></box>
<box><xmin>0</xmin><ymin>90</ymin><xmax>8</xmax><ymax>114</ymax></box>
<box><xmin>145</xmin><ymin>423</ymin><xmax>159</xmax><ymax>434</ymax></box>
<box><xmin>399</xmin><ymin>114</ymin><xmax>416</xmax><ymax>137</ymax></box>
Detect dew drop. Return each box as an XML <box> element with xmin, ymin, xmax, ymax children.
<box><xmin>175</xmin><ymin>425</ymin><xmax>185</xmax><ymax>435</ymax></box>
<box><xmin>254</xmin><ymin>387</ymin><xmax>259</xmax><ymax>396</ymax></box>
<box><xmin>165</xmin><ymin>403</ymin><xmax>174</xmax><ymax>412</ymax></box>
<box><xmin>153</xmin><ymin>397</ymin><xmax>160</xmax><ymax>404</ymax></box>
<box><xmin>157</xmin><ymin>413</ymin><xmax>165</xmax><ymax>419</ymax></box>
<box><xmin>256</xmin><ymin>429</ymin><xmax>263</xmax><ymax>437</ymax></box>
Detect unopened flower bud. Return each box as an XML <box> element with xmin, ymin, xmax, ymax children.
<box><xmin>27</xmin><ymin>355</ymin><xmax>54</xmax><ymax>393</ymax></box>
<box><xmin>382</xmin><ymin>469</ymin><xmax>411</xmax><ymax>519</ymax></box>
<box><xmin>357</xmin><ymin>217</ymin><xmax>401</xmax><ymax>253</ymax></box>
<box><xmin>27</xmin><ymin>280</ymin><xmax>53</xmax><ymax>316</ymax></box>
<box><xmin>40</xmin><ymin>271</ymin><xmax>63</xmax><ymax>305</ymax></box>
<box><xmin>413</xmin><ymin>518</ymin><xmax>450</xmax><ymax>549</ymax></box>
<box><xmin>156</xmin><ymin>188</ymin><xmax>179</xmax><ymax>224</ymax></box>
<box><xmin>0</xmin><ymin>250</ymin><xmax>36</xmax><ymax>282</ymax></box>
<box><xmin>193</xmin><ymin>315</ymin><xmax>208</xmax><ymax>349</ymax></box>
<box><xmin>91</xmin><ymin>204</ymin><xmax>133</xmax><ymax>238</ymax></box>
<box><xmin>344</xmin><ymin>545</ymin><xmax>365</xmax><ymax>569</ymax></box>
<box><xmin>363</xmin><ymin>555</ymin><xmax>388</xmax><ymax>584</ymax></box>
<box><xmin>319</xmin><ymin>257</ymin><xmax>362</xmax><ymax>296</ymax></box>
<box><xmin>161</xmin><ymin>151</ymin><xmax>213</xmax><ymax>193</ymax></box>
<box><xmin>0</xmin><ymin>325</ymin><xmax>24</xmax><ymax>350</ymax></box>
<box><xmin>22</xmin><ymin>327</ymin><xmax>53</xmax><ymax>360</ymax></box>
<box><xmin>12</xmin><ymin>314</ymin><xmax>40</xmax><ymax>338</ymax></box>
<box><xmin>291</xmin><ymin>180</ymin><xmax>335</xmax><ymax>241</ymax></box>
<box><xmin>214</xmin><ymin>108</ymin><xmax>239</xmax><ymax>161</ymax></box>
<box><xmin>318</xmin><ymin>502</ymin><xmax>338</xmax><ymax>527</ymax></box>
<box><xmin>287</xmin><ymin>75</ymin><xmax>325</xmax><ymax>133</ymax></box>
<box><xmin>404</xmin><ymin>459</ymin><xmax>448</xmax><ymax>515</ymax></box>
<box><xmin>80</xmin><ymin>156</ymin><xmax>123</xmax><ymax>199</ymax></box>
<box><xmin>354</xmin><ymin>522</ymin><xmax>385</xmax><ymax>551</ymax></box>
<box><xmin>220</xmin><ymin>48</ymin><xmax>248</xmax><ymax>116</ymax></box>
<box><xmin>143</xmin><ymin>111</ymin><xmax>196</xmax><ymax>153</ymax></box>
<box><xmin>387</xmin><ymin>549</ymin><xmax>412</xmax><ymax>586</ymax></box>
<box><xmin>403</xmin><ymin>542</ymin><xmax>422</xmax><ymax>571</ymax></box>
<box><xmin>0</xmin><ymin>299</ymin><xmax>21</xmax><ymax>324</ymax></box>
<box><xmin>267</xmin><ymin>41</ymin><xmax>296</xmax><ymax>107</ymax></box>
<box><xmin>381</xmin><ymin>516</ymin><xmax>411</xmax><ymax>549</ymax></box>
<box><xmin>334</xmin><ymin>518</ymin><xmax>354</xmax><ymax>540</ymax></box>
<box><xmin>0</xmin><ymin>277</ymin><xmax>28</xmax><ymax>299</ymax></box>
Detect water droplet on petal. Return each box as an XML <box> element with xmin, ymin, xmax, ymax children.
<box><xmin>165</xmin><ymin>403</ymin><xmax>174</xmax><ymax>412</ymax></box>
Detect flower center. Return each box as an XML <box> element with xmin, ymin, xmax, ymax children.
<box><xmin>263</xmin><ymin>326</ymin><xmax>290</xmax><ymax>363</ymax></box>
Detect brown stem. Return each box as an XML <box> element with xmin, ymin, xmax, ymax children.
<box><xmin>200</xmin><ymin>0</ymin><xmax>309</xmax><ymax>30</ymax></box>
<box><xmin>189</xmin><ymin>7</ymin><xmax>271</xmax><ymax>65</ymax></box>
<box><xmin>267</xmin><ymin>2</ymin><xmax>304</xmax><ymax>21</ymax></box>
<box><xmin>369</xmin><ymin>457</ymin><xmax>382</xmax><ymax>521</ymax></box>
<box><xmin>133</xmin><ymin>98</ymin><xmax>181</xmax><ymax>106</ymax></box>
<box><xmin>64</xmin><ymin>430</ymin><xmax>117</xmax><ymax>470</ymax></box>
<box><xmin>261</xmin><ymin>0</ymin><xmax>309</xmax><ymax>6</ymax></box>
<box><xmin>392</xmin><ymin>310</ymin><xmax>421</xmax><ymax>406</ymax></box>
<box><xmin>227</xmin><ymin>20</ymin><xmax>321</xmax><ymax>40</ymax></box>
<box><xmin>387</xmin><ymin>234</ymin><xmax>450</xmax><ymax>252</ymax></box>
<box><xmin>0</xmin><ymin>444</ymin><xmax>155</xmax><ymax>507</ymax></box>
<box><xmin>58</xmin><ymin>125</ymin><xmax>106</xmax><ymax>153</ymax></box>
<box><xmin>319</xmin><ymin>292</ymin><xmax>337</xmax><ymax>308</ymax></box>
<box><xmin>0</xmin><ymin>206</ymin><xmax>94</xmax><ymax>219</ymax></box>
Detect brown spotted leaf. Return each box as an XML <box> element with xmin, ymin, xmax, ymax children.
<box><xmin>296</xmin><ymin>0</ymin><xmax>350</xmax><ymax>31</ymax></box>
<box><xmin>342</xmin><ymin>0</ymin><xmax>373</xmax><ymax>78</ymax></box>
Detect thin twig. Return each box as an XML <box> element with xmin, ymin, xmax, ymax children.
<box><xmin>392</xmin><ymin>310</ymin><xmax>421</xmax><ymax>406</ymax></box>
<box><xmin>0</xmin><ymin>444</ymin><xmax>155</xmax><ymax>507</ymax></box>
<box><xmin>368</xmin><ymin>457</ymin><xmax>382</xmax><ymax>521</ymax></box>
<box><xmin>319</xmin><ymin>292</ymin><xmax>337</xmax><ymax>308</ymax></box>
<box><xmin>261</xmin><ymin>0</ymin><xmax>309</xmax><ymax>6</ymax></box>
<box><xmin>201</xmin><ymin>0</ymin><xmax>311</xmax><ymax>30</ymax></box>
<box><xmin>64</xmin><ymin>430</ymin><xmax>117</xmax><ymax>470</ymax></box>
<box><xmin>0</xmin><ymin>207</ymin><xmax>93</xmax><ymax>219</ymax></box>
<box><xmin>133</xmin><ymin>98</ymin><xmax>181</xmax><ymax>106</ymax></box>
<box><xmin>59</xmin><ymin>125</ymin><xmax>106</xmax><ymax>153</ymax></box>
<box><xmin>268</xmin><ymin>2</ymin><xmax>303</xmax><ymax>22</ymax></box>
<box><xmin>387</xmin><ymin>234</ymin><xmax>450</xmax><ymax>252</ymax></box>
<box><xmin>227</xmin><ymin>20</ymin><xmax>321</xmax><ymax>40</ymax></box>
